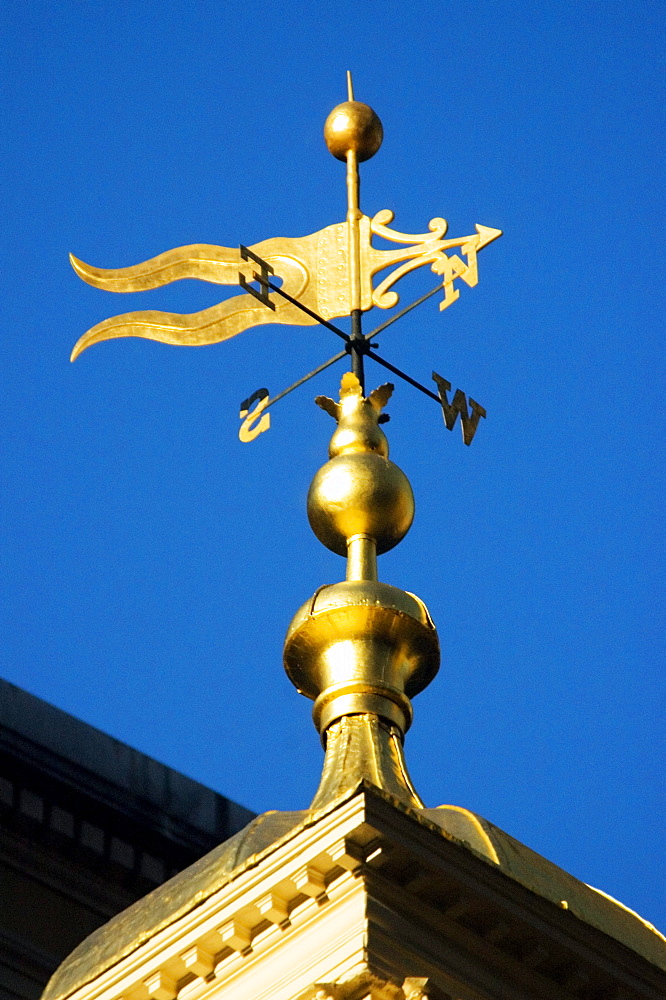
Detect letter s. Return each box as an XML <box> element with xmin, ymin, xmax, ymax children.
<box><xmin>239</xmin><ymin>388</ymin><xmax>271</xmax><ymax>443</ymax></box>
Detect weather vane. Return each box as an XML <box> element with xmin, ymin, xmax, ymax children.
<box><xmin>70</xmin><ymin>73</ymin><xmax>501</xmax><ymax>446</ymax></box>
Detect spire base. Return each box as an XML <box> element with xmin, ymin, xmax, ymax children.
<box><xmin>309</xmin><ymin>714</ymin><xmax>423</xmax><ymax>812</ymax></box>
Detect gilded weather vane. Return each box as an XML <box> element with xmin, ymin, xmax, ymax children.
<box><xmin>70</xmin><ymin>73</ymin><xmax>501</xmax><ymax>446</ymax></box>
<box><xmin>67</xmin><ymin>76</ymin><xmax>505</xmax><ymax>828</ymax></box>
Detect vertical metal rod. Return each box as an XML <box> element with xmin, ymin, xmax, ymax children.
<box><xmin>346</xmin><ymin>70</ymin><xmax>355</xmax><ymax>101</ymax></box>
<box><xmin>346</xmin><ymin>139</ymin><xmax>364</xmax><ymax>391</ymax></box>
<box><xmin>346</xmin><ymin>149</ymin><xmax>361</xmax><ymax>309</ymax></box>
<box><xmin>346</xmin><ymin>533</ymin><xmax>377</xmax><ymax>582</ymax></box>
<box><xmin>349</xmin><ymin>309</ymin><xmax>364</xmax><ymax>391</ymax></box>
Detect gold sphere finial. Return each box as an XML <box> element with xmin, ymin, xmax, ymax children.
<box><xmin>324</xmin><ymin>73</ymin><xmax>383</xmax><ymax>163</ymax></box>
<box><xmin>324</xmin><ymin>102</ymin><xmax>383</xmax><ymax>162</ymax></box>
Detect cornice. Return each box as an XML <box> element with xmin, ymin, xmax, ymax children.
<box><xmin>43</xmin><ymin>786</ymin><xmax>665</xmax><ymax>1000</ymax></box>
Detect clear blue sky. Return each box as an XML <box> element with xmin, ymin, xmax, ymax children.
<box><xmin>2</xmin><ymin>1</ymin><xmax>664</xmax><ymax>932</ymax></box>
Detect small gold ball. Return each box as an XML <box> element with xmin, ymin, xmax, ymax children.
<box><xmin>323</xmin><ymin>101</ymin><xmax>383</xmax><ymax>162</ymax></box>
<box><xmin>307</xmin><ymin>452</ymin><xmax>414</xmax><ymax>556</ymax></box>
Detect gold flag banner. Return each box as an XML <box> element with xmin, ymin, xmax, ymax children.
<box><xmin>70</xmin><ymin>212</ymin><xmax>501</xmax><ymax>361</ymax></box>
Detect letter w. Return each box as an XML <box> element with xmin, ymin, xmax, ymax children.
<box><xmin>432</xmin><ymin>372</ymin><xmax>486</xmax><ymax>446</ymax></box>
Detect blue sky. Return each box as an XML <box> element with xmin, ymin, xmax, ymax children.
<box><xmin>2</xmin><ymin>1</ymin><xmax>664</xmax><ymax>932</ymax></box>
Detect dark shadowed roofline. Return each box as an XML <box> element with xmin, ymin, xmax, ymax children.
<box><xmin>0</xmin><ymin>677</ymin><xmax>255</xmax><ymax>850</ymax></box>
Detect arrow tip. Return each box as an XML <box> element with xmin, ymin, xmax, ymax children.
<box><xmin>475</xmin><ymin>225</ymin><xmax>503</xmax><ymax>249</ymax></box>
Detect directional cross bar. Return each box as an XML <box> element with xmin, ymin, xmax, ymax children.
<box><xmin>236</xmin><ymin>255</ymin><xmax>486</xmax><ymax>446</ymax></box>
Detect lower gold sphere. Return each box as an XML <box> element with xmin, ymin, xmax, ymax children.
<box><xmin>308</xmin><ymin>452</ymin><xmax>414</xmax><ymax>555</ymax></box>
<box><xmin>323</xmin><ymin>101</ymin><xmax>383</xmax><ymax>162</ymax></box>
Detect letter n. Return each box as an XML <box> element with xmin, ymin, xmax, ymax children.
<box><xmin>432</xmin><ymin>372</ymin><xmax>486</xmax><ymax>446</ymax></box>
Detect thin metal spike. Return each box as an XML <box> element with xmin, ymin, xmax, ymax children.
<box><xmin>263</xmin><ymin>349</ymin><xmax>347</xmax><ymax>412</ymax></box>
<box><xmin>266</xmin><ymin>281</ymin><xmax>349</xmax><ymax>343</ymax></box>
<box><xmin>366</xmin><ymin>349</ymin><xmax>441</xmax><ymax>404</ymax></box>
<box><xmin>364</xmin><ymin>282</ymin><xmax>443</xmax><ymax>341</ymax></box>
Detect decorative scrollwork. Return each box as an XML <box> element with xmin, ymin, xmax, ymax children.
<box><xmin>371</xmin><ymin>208</ymin><xmax>449</xmax><ymax>244</ymax></box>
<box><xmin>366</xmin><ymin>210</ymin><xmax>502</xmax><ymax>312</ymax></box>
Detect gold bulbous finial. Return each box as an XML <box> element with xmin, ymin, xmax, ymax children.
<box><xmin>283</xmin><ymin>375</ymin><xmax>440</xmax><ymax>811</ymax></box>
<box><xmin>308</xmin><ymin>373</ymin><xmax>414</xmax><ymax>558</ymax></box>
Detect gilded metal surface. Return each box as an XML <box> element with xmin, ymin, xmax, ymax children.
<box><xmin>285</xmin><ymin>373</ymin><xmax>439</xmax><ymax>790</ymax></box>
<box><xmin>318</xmin><ymin>373</ymin><xmax>392</xmax><ymax>458</ymax></box>
<box><xmin>310</xmin><ymin>373</ymin><xmax>413</xmax><ymax>556</ymax></box>
<box><xmin>41</xmin><ymin>786</ymin><xmax>666</xmax><ymax>1000</ymax></box>
<box><xmin>54</xmin><ymin>90</ymin><xmax>666</xmax><ymax>1000</ymax></box>
<box><xmin>323</xmin><ymin>101</ymin><xmax>383</xmax><ymax>163</ymax></box>
<box><xmin>238</xmin><ymin>244</ymin><xmax>275</xmax><ymax>309</ymax></box>
<box><xmin>41</xmin><ymin>810</ymin><xmax>308</xmax><ymax>1000</ymax></box>
<box><xmin>432</xmin><ymin>371</ymin><xmax>486</xmax><ymax>445</ymax></box>
<box><xmin>308</xmin><ymin>451</ymin><xmax>413</xmax><ymax>557</ymax></box>
<box><xmin>346</xmin><ymin>149</ymin><xmax>362</xmax><ymax>318</ymax></box>
<box><xmin>323</xmin><ymin>72</ymin><xmax>383</xmax><ymax>164</ymax></box>
<box><xmin>423</xmin><ymin>805</ymin><xmax>500</xmax><ymax>864</ymax></box>
<box><xmin>69</xmin><ymin>216</ymin><xmax>500</xmax><ymax>359</ymax></box>
<box><xmin>69</xmin><ymin>225</ymin><xmax>348</xmax><ymax>360</ymax></box>
<box><xmin>283</xmin><ymin>578</ymin><xmax>439</xmax><ymax>736</ymax></box>
<box><xmin>345</xmin><ymin>533</ymin><xmax>377</xmax><ymax>582</ymax></box>
<box><xmin>239</xmin><ymin>387</ymin><xmax>270</xmax><ymax>442</ymax></box>
<box><xmin>365</xmin><ymin>210</ymin><xmax>502</xmax><ymax>311</ymax></box>
<box><xmin>309</xmin><ymin>715</ymin><xmax>423</xmax><ymax>810</ymax></box>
